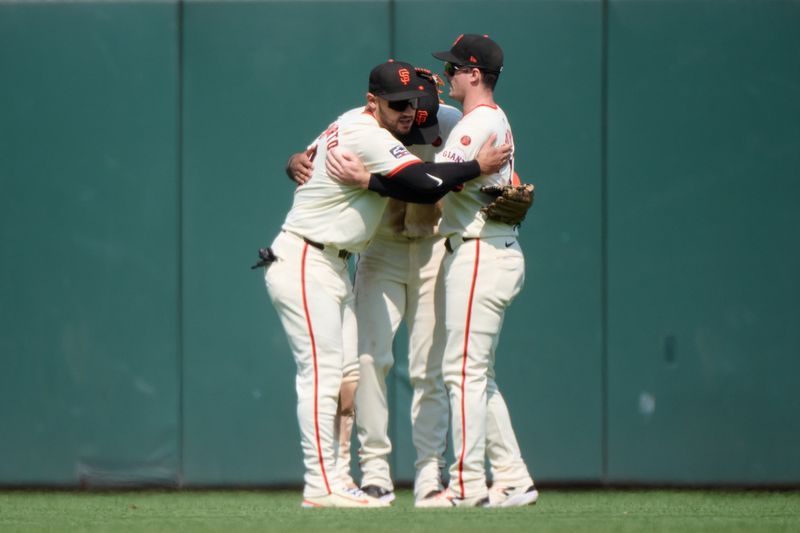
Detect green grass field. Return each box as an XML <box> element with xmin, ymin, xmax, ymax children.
<box><xmin>1</xmin><ymin>489</ymin><xmax>798</xmax><ymax>532</ymax></box>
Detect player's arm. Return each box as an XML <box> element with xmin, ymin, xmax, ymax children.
<box><xmin>327</xmin><ymin>134</ymin><xmax>509</xmax><ymax>202</ymax></box>
<box><xmin>365</xmin><ymin>134</ymin><xmax>510</xmax><ymax>202</ymax></box>
<box><xmin>365</xmin><ymin>161</ymin><xmax>479</xmax><ymax>203</ymax></box>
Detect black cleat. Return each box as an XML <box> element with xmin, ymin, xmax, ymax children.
<box><xmin>361</xmin><ymin>484</ymin><xmax>396</xmax><ymax>503</ymax></box>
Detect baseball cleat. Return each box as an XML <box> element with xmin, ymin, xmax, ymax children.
<box><xmin>301</xmin><ymin>489</ymin><xmax>389</xmax><ymax>508</ymax></box>
<box><xmin>415</xmin><ymin>489</ymin><xmax>453</xmax><ymax>508</ymax></box>
<box><xmin>361</xmin><ymin>484</ymin><xmax>396</xmax><ymax>503</ymax></box>
<box><xmin>415</xmin><ymin>488</ymin><xmax>489</xmax><ymax>508</ymax></box>
<box><xmin>488</xmin><ymin>485</ymin><xmax>539</xmax><ymax>508</ymax></box>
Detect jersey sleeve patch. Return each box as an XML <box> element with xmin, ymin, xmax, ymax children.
<box><xmin>390</xmin><ymin>145</ymin><xmax>412</xmax><ymax>159</ymax></box>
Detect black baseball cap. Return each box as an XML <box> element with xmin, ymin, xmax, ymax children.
<box><xmin>398</xmin><ymin>68</ymin><xmax>441</xmax><ymax>146</ymax></box>
<box><xmin>432</xmin><ymin>34</ymin><xmax>504</xmax><ymax>73</ymax></box>
<box><xmin>368</xmin><ymin>60</ymin><xmax>427</xmax><ymax>101</ymax></box>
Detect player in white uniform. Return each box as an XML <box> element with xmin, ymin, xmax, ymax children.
<box><xmin>424</xmin><ymin>34</ymin><xmax>539</xmax><ymax>508</ymax></box>
<box><xmin>262</xmin><ymin>60</ymin><xmax>510</xmax><ymax>508</ymax></box>
<box><xmin>287</xmin><ymin>105</ymin><xmax>462</xmax><ymax>502</ymax></box>
<box><xmin>352</xmin><ymin>77</ymin><xmax>462</xmax><ymax>505</ymax></box>
<box><xmin>285</xmin><ymin>73</ymin><xmax>464</xmax><ymax>504</ymax></box>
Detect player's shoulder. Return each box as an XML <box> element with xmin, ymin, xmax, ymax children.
<box><xmin>339</xmin><ymin>110</ymin><xmax>389</xmax><ymax>145</ymax></box>
<box><xmin>339</xmin><ymin>108</ymin><xmax>376</xmax><ymax>129</ymax></box>
<box><xmin>438</xmin><ymin>104</ymin><xmax>462</xmax><ymax>122</ymax></box>
<box><xmin>457</xmin><ymin>104</ymin><xmax>509</xmax><ymax>135</ymax></box>
<box><xmin>437</xmin><ymin>104</ymin><xmax>463</xmax><ymax>136</ymax></box>
<box><xmin>338</xmin><ymin>106</ymin><xmax>366</xmax><ymax>121</ymax></box>
<box><xmin>463</xmin><ymin>103</ymin><xmax>505</xmax><ymax>122</ymax></box>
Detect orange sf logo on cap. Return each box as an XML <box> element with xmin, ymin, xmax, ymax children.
<box><xmin>416</xmin><ymin>110</ymin><xmax>429</xmax><ymax>125</ymax></box>
<box><xmin>398</xmin><ymin>68</ymin><xmax>410</xmax><ymax>85</ymax></box>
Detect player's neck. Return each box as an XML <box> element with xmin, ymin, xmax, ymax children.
<box><xmin>461</xmin><ymin>88</ymin><xmax>495</xmax><ymax>115</ymax></box>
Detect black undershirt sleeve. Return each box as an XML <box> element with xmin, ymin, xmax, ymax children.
<box><xmin>367</xmin><ymin>160</ymin><xmax>481</xmax><ymax>204</ymax></box>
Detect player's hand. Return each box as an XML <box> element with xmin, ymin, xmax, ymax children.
<box><xmin>326</xmin><ymin>148</ymin><xmax>371</xmax><ymax>189</ymax></box>
<box><xmin>475</xmin><ymin>133</ymin><xmax>511</xmax><ymax>175</ymax></box>
<box><xmin>285</xmin><ymin>149</ymin><xmax>315</xmax><ymax>185</ymax></box>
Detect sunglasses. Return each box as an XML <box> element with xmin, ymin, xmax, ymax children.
<box><xmin>444</xmin><ymin>62</ymin><xmax>472</xmax><ymax>77</ymax></box>
<box><xmin>387</xmin><ymin>98</ymin><xmax>419</xmax><ymax>112</ymax></box>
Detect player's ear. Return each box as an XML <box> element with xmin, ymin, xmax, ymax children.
<box><xmin>469</xmin><ymin>68</ymin><xmax>482</xmax><ymax>86</ymax></box>
<box><xmin>366</xmin><ymin>92</ymin><xmax>378</xmax><ymax>113</ymax></box>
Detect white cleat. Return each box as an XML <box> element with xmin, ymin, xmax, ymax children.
<box><xmin>415</xmin><ymin>489</ymin><xmax>455</xmax><ymax>508</ymax></box>
<box><xmin>488</xmin><ymin>485</ymin><xmax>539</xmax><ymax>508</ymax></box>
<box><xmin>301</xmin><ymin>488</ymin><xmax>390</xmax><ymax>508</ymax></box>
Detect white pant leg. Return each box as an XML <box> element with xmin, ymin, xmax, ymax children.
<box><xmin>354</xmin><ymin>236</ymin><xmax>407</xmax><ymax>490</ymax></box>
<box><xmin>341</xmin><ymin>295</ymin><xmax>360</xmax><ymax>382</ymax></box>
<box><xmin>265</xmin><ymin>231</ymin><xmax>352</xmax><ymax>498</ymax></box>
<box><xmin>333</xmin><ymin>298</ymin><xmax>358</xmax><ymax>488</ymax></box>
<box><xmin>486</xmin><ymin>379</ymin><xmax>534</xmax><ymax>488</ymax></box>
<box><xmin>482</xmin><ymin>238</ymin><xmax>533</xmax><ymax>489</ymax></box>
<box><xmin>405</xmin><ymin>236</ymin><xmax>449</xmax><ymax>499</ymax></box>
<box><xmin>442</xmin><ymin>237</ymin><xmax>526</xmax><ymax>500</ymax></box>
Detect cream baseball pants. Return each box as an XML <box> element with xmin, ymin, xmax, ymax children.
<box><xmin>442</xmin><ymin>235</ymin><xmax>534</xmax><ymax>500</ymax></box>
<box><xmin>264</xmin><ymin>231</ymin><xmax>357</xmax><ymax>498</ymax></box>
<box><xmin>354</xmin><ymin>233</ymin><xmax>450</xmax><ymax>499</ymax></box>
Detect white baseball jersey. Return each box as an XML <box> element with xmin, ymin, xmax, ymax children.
<box><xmin>282</xmin><ymin>110</ymin><xmax>421</xmax><ymax>252</ymax></box>
<box><xmin>375</xmin><ymin>104</ymin><xmax>463</xmax><ymax>239</ymax></box>
<box><xmin>435</xmin><ymin>104</ymin><xmax>517</xmax><ymax>239</ymax></box>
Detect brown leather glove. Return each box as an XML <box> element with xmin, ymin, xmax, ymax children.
<box><xmin>480</xmin><ymin>183</ymin><xmax>535</xmax><ymax>226</ymax></box>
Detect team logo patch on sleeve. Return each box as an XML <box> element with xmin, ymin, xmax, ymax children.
<box><xmin>390</xmin><ymin>145</ymin><xmax>411</xmax><ymax>159</ymax></box>
<box><xmin>460</xmin><ymin>135</ymin><xmax>471</xmax><ymax>146</ymax></box>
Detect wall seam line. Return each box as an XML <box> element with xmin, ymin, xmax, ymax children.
<box><xmin>600</xmin><ymin>0</ymin><xmax>610</xmax><ymax>485</ymax></box>
<box><xmin>176</xmin><ymin>0</ymin><xmax>185</xmax><ymax>489</ymax></box>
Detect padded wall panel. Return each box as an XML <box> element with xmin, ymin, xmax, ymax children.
<box><xmin>0</xmin><ymin>1</ymin><xmax>180</xmax><ymax>485</ymax></box>
<box><xmin>606</xmin><ymin>0</ymin><xmax>800</xmax><ymax>484</ymax></box>
<box><xmin>180</xmin><ymin>0</ymin><xmax>391</xmax><ymax>485</ymax></box>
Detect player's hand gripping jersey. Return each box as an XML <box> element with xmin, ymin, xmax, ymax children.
<box><xmin>436</xmin><ymin>104</ymin><xmax>517</xmax><ymax>239</ymax></box>
<box><xmin>283</xmin><ymin>110</ymin><xmax>421</xmax><ymax>253</ymax></box>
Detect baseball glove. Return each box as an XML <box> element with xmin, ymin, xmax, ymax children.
<box><xmin>480</xmin><ymin>183</ymin><xmax>535</xmax><ymax>226</ymax></box>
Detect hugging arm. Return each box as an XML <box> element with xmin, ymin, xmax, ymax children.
<box><xmin>366</xmin><ymin>160</ymin><xmax>480</xmax><ymax>204</ymax></box>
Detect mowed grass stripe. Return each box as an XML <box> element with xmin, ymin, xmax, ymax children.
<box><xmin>1</xmin><ymin>489</ymin><xmax>798</xmax><ymax>532</ymax></box>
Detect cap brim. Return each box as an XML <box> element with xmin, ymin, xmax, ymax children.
<box><xmin>414</xmin><ymin>121</ymin><xmax>441</xmax><ymax>144</ymax></box>
<box><xmin>402</xmin><ymin>101</ymin><xmax>440</xmax><ymax>145</ymax></box>
<box><xmin>432</xmin><ymin>50</ymin><xmax>460</xmax><ymax>63</ymax></box>
<box><xmin>381</xmin><ymin>89</ymin><xmax>425</xmax><ymax>102</ymax></box>
<box><xmin>398</xmin><ymin>120</ymin><xmax>440</xmax><ymax>146</ymax></box>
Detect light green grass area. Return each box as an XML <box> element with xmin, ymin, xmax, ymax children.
<box><xmin>1</xmin><ymin>489</ymin><xmax>799</xmax><ymax>532</ymax></box>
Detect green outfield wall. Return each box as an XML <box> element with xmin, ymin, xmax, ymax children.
<box><xmin>1</xmin><ymin>0</ymin><xmax>798</xmax><ymax>487</ymax></box>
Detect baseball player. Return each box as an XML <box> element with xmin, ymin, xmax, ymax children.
<box><xmin>262</xmin><ymin>60</ymin><xmax>510</xmax><ymax>508</ymax></box>
<box><xmin>352</xmin><ymin>72</ymin><xmax>459</xmax><ymax>506</ymax></box>
<box><xmin>289</xmin><ymin>72</ymin><xmax>462</xmax><ymax>505</ymax></box>
<box><xmin>423</xmin><ymin>34</ymin><xmax>539</xmax><ymax>508</ymax></box>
